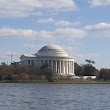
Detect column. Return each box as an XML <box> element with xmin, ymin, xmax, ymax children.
<box><xmin>61</xmin><ymin>61</ymin><xmax>62</xmax><ymax>73</ymax></box>
<box><xmin>57</xmin><ymin>60</ymin><xmax>59</xmax><ymax>73</ymax></box>
<box><xmin>65</xmin><ymin>61</ymin><xmax>66</xmax><ymax>74</ymax></box>
<box><xmin>69</xmin><ymin>61</ymin><xmax>71</xmax><ymax>74</ymax></box>
<box><xmin>63</xmin><ymin>61</ymin><xmax>65</xmax><ymax>74</ymax></box>
<box><xmin>55</xmin><ymin>60</ymin><xmax>57</xmax><ymax>73</ymax></box>
<box><xmin>72</xmin><ymin>61</ymin><xmax>74</xmax><ymax>74</ymax></box>
<box><xmin>53</xmin><ymin>60</ymin><xmax>55</xmax><ymax>72</ymax></box>
<box><xmin>69</xmin><ymin>61</ymin><xmax>71</xmax><ymax>73</ymax></box>
<box><xmin>51</xmin><ymin>60</ymin><xmax>53</xmax><ymax>71</ymax></box>
<box><xmin>73</xmin><ymin>61</ymin><xmax>74</xmax><ymax>74</ymax></box>
<box><xmin>71</xmin><ymin>61</ymin><xmax>72</xmax><ymax>73</ymax></box>
<box><xmin>66</xmin><ymin>61</ymin><xmax>68</xmax><ymax>74</ymax></box>
<box><xmin>68</xmin><ymin>61</ymin><xmax>69</xmax><ymax>74</ymax></box>
<box><xmin>59</xmin><ymin>60</ymin><xmax>61</xmax><ymax>73</ymax></box>
<box><xmin>61</xmin><ymin>61</ymin><xmax>64</xmax><ymax>74</ymax></box>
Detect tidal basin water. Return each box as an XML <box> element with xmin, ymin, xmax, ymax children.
<box><xmin>0</xmin><ymin>83</ymin><xmax>110</xmax><ymax>110</ymax></box>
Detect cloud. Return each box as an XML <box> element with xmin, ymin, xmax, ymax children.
<box><xmin>40</xmin><ymin>0</ymin><xmax>77</xmax><ymax>10</ymax></box>
<box><xmin>84</xmin><ymin>22</ymin><xmax>110</xmax><ymax>37</ymax></box>
<box><xmin>0</xmin><ymin>27</ymin><xmax>87</xmax><ymax>40</ymax></box>
<box><xmin>0</xmin><ymin>0</ymin><xmax>77</xmax><ymax>18</ymax></box>
<box><xmin>55</xmin><ymin>20</ymin><xmax>80</xmax><ymax>27</ymax></box>
<box><xmin>0</xmin><ymin>0</ymin><xmax>42</xmax><ymax>18</ymax></box>
<box><xmin>36</xmin><ymin>17</ymin><xmax>80</xmax><ymax>27</ymax></box>
<box><xmin>89</xmin><ymin>0</ymin><xmax>110</xmax><ymax>7</ymax></box>
<box><xmin>54</xmin><ymin>28</ymin><xmax>87</xmax><ymax>39</ymax></box>
<box><xmin>36</xmin><ymin>18</ymin><xmax>55</xmax><ymax>23</ymax></box>
<box><xmin>84</xmin><ymin>22</ymin><xmax>110</xmax><ymax>30</ymax></box>
<box><xmin>0</xmin><ymin>28</ymin><xmax>53</xmax><ymax>39</ymax></box>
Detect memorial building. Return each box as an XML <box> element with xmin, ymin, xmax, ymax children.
<box><xmin>20</xmin><ymin>44</ymin><xmax>74</xmax><ymax>76</ymax></box>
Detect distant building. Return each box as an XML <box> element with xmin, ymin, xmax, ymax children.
<box><xmin>20</xmin><ymin>44</ymin><xmax>75</xmax><ymax>76</ymax></box>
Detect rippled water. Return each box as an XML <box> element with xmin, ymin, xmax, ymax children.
<box><xmin>0</xmin><ymin>83</ymin><xmax>110</xmax><ymax>110</ymax></box>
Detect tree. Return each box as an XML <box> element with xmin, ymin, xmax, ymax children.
<box><xmin>85</xmin><ymin>59</ymin><xmax>95</xmax><ymax>65</ymax></box>
<box><xmin>82</xmin><ymin>64</ymin><xmax>96</xmax><ymax>76</ymax></box>
<box><xmin>74</xmin><ymin>62</ymin><xmax>96</xmax><ymax>76</ymax></box>
<box><xmin>40</xmin><ymin>63</ymin><xmax>53</xmax><ymax>82</ymax></box>
<box><xmin>27</xmin><ymin>65</ymin><xmax>38</xmax><ymax>80</ymax></box>
<box><xmin>97</xmin><ymin>68</ymin><xmax>110</xmax><ymax>80</ymax></box>
<box><xmin>82</xmin><ymin>59</ymin><xmax>96</xmax><ymax>76</ymax></box>
<box><xmin>40</xmin><ymin>63</ymin><xmax>49</xmax><ymax>69</ymax></box>
<box><xmin>74</xmin><ymin>63</ymin><xmax>84</xmax><ymax>76</ymax></box>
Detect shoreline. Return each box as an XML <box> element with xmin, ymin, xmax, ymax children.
<box><xmin>0</xmin><ymin>80</ymin><xmax>110</xmax><ymax>84</ymax></box>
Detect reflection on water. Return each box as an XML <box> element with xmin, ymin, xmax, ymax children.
<box><xmin>0</xmin><ymin>83</ymin><xmax>110</xmax><ymax>110</ymax></box>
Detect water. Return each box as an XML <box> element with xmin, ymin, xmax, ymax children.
<box><xmin>0</xmin><ymin>83</ymin><xmax>110</xmax><ymax>110</ymax></box>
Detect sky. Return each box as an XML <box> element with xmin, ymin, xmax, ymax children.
<box><xmin>0</xmin><ymin>0</ymin><xmax>110</xmax><ymax>69</ymax></box>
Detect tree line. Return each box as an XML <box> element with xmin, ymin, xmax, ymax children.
<box><xmin>0</xmin><ymin>62</ymin><xmax>55</xmax><ymax>82</ymax></box>
<box><xmin>0</xmin><ymin>60</ymin><xmax>110</xmax><ymax>82</ymax></box>
<box><xmin>75</xmin><ymin>59</ymin><xmax>110</xmax><ymax>81</ymax></box>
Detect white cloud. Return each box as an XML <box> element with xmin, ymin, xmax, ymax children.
<box><xmin>89</xmin><ymin>0</ymin><xmax>110</xmax><ymax>7</ymax></box>
<box><xmin>0</xmin><ymin>27</ymin><xmax>87</xmax><ymax>40</ymax></box>
<box><xmin>36</xmin><ymin>18</ymin><xmax>55</xmax><ymax>23</ymax></box>
<box><xmin>84</xmin><ymin>22</ymin><xmax>110</xmax><ymax>30</ymax></box>
<box><xmin>39</xmin><ymin>0</ymin><xmax>77</xmax><ymax>10</ymax></box>
<box><xmin>54</xmin><ymin>28</ymin><xmax>87</xmax><ymax>39</ymax></box>
<box><xmin>55</xmin><ymin>20</ymin><xmax>80</xmax><ymax>27</ymax></box>
<box><xmin>0</xmin><ymin>0</ymin><xmax>77</xmax><ymax>18</ymax></box>
<box><xmin>0</xmin><ymin>0</ymin><xmax>41</xmax><ymax>18</ymax></box>
<box><xmin>84</xmin><ymin>22</ymin><xmax>110</xmax><ymax>37</ymax></box>
<box><xmin>36</xmin><ymin>17</ymin><xmax>80</xmax><ymax>27</ymax></box>
<box><xmin>0</xmin><ymin>28</ymin><xmax>52</xmax><ymax>39</ymax></box>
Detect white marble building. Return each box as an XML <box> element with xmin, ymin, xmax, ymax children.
<box><xmin>20</xmin><ymin>44</ymin><xmax>75</xmax><ymax>76</ymax></box>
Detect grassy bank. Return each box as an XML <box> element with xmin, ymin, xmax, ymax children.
<box><xmin>1</xmin><ymin>79</ymin><xmax>110</xmax><ymax>84</ymax></box>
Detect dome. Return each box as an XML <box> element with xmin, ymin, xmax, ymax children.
<box><xmin>37</xmin><ymin>44</ymin><xmax>68</xmax><ymax>57</ymax></box>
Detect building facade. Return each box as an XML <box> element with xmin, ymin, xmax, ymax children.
<box><xmin>20</xmin><ymin>44</ymin><xmax>75</xmax><ymax>76</ymax></box>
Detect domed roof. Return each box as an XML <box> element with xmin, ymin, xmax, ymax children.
<box><xmin>36</xmin><ymin>44</ymin><xmax>68</xmax><ymax>57</ymax></box>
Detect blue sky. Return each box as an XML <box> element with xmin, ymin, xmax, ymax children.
<box><xmin>0</xmin><ymin>0</ymin><xmax>110</xmax><ymax>69</ymax></box>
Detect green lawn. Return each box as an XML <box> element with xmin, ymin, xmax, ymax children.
<box><xmin>1</xmin><ymin>79</ymin><xmax>110</xmax><ymax>84</ymax></box>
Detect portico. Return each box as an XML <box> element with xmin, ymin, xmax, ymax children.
<box><xmin>37</xmin><ymin>58</ymin><xmax>74</xmax><ymax>75</ymax></box>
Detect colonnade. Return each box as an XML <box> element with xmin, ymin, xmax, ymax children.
<box><xmin>39</xmin><ymin>59</ymin><xmax>74</xmax><ymax>75</ymax></box>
